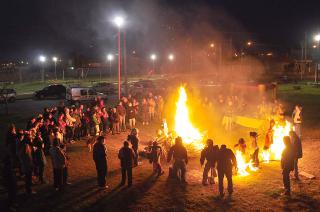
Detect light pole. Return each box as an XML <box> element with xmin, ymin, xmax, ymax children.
<box><xmin>39</xmin><ymin>55</ymin><xmax>46</xmax><ymax>82</ymax></box>
<box><xmin>52</xmin><ymin>57</ymin><xmax>58</xmax><ymax>80</ymax></box>
<box><xmin>107</xmin><ymin>54</ymin><xmax>114</xmax><ymax>78</ymax></box>
<box><xmin>314</xmin><ymin>34</ymin><xmax>320</xmax><ymax>83</ymax></box>
<box><xmin>150</xmin><ymin>54</ymin><xmax>157</xmax><ymax>72</ymax></box>
<box><xmin>113</xmin><ymin>16</ymin><xmax>124</xmax><ymax>100</ymax></box>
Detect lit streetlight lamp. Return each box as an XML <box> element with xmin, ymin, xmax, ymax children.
<box><xmin>107</xmin><ymin>54</ymin><xmax>114</xmax><ymax>77</ymax></box>
<box><xmin>150</xmin><ymin>54</ymin><xmax>157</xmax><ymax>71</ymax></box>
<box><xmin>113</xmin><ymin>15</ymin><xmax>125</xmax><ymax>99</ymax></box>
<box><xmin>52</xmin><ymin>56</ymin><xmax>58</xmax><ymax>80</ymax></box>
<box><xmin>168</xmin><ymin>54</ymin><xmax>174</xmax><ymax>61</ymax></box>
<box><xmin>39</xmin><ymin>55</ymin><xmax>46</xmax><ymax>82</ymax></box>
<box><xmin>314</xmin><ymin>34</ymin><xmax>320</xmax><ymax>83</ymax></box>
<box><xmin>247</xmin><ymin>41</ymin><xmax>253</xmax><ymax>46</ymax></box>
<box><xmin>210</xmin><ymin>43</ymin><xmax>215</xmax><ymax>48</ymax></box>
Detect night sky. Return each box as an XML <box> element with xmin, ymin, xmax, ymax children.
<box><xmin>1</xmin><ymin>0</ymin><xmax>320</xmax><ymax>60</ymax></box>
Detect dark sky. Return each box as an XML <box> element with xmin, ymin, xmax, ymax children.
<box><xmin>0</xmin><ymin>0</ymin><xmax>320</xmax><ymax>60</ymax></box>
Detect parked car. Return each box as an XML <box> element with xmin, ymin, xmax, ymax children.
<box><xmin>128</xmin><ymin>80</ymin><xmax>157</xmax><ymax>97</ymax></box>
<box><xmin>66</xmin><ymin>86</ymin><xmax>107</xmax><ymax>104</ymax></box>
<box><xmin>92</xmin><ymin>82</ymin><xmax>116</xmax><ymax>95</ymax></box>
<box><xmin>34</xmin><ymin>84</ymin><xmax>66</xmax><ymax>99</ymax></box>
<box><xmin>0</xmin><ymin>88</ymin><xmax>16</xmax><ymax>102</ymax></box>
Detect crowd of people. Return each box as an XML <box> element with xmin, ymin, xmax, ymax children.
<box><xmin>2</xmin><ymin>88</ymin><xmax>304</xmax><ymax>210</ymax></box>
<box><xmin>2</xmin><ymin>92</ymin><xmax>164</xmax><ymax>207</ymax></box>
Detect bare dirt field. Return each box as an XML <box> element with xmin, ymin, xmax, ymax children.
<box><xmin>1</xmin><ymin>92</ymin><xmax>320</xmax><ymax>211</ymax></box>
<box><xmin>1</xmin><ymin>125</ymin><xmax>319</xmax><ymax>212</ymax></box>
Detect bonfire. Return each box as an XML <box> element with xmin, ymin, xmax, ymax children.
<box><xmin>262</xmin><ymin>120</ymin><xmax>292</xmax><ymax>162</ymax></box>
<box><xmin>174</xmin><ymin>86</ymin><xmax>204</xmax><ymax>150</ymax></box>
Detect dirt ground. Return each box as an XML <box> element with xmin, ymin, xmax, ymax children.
<box><xmin>1</xmin><ymin>96</ymin><xmax>320</xmax><ymax>211</ymax></box>
<box><xmin>1</xmin><ymin>121</ymin><xmax>319</xmax><ymax>212</ymax></box>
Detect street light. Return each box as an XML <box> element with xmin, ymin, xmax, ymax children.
<box><xmin>150</xmin><ymin>54</ymin><xmax>157</xmax><ymax>71</ymax></box>
<box><xmin>39</xmin><ymin>55</ymin><xmax>46</xmax><ymax>82</ymax></box>
<box><xmin>52</xmin><ymin>56</ymin><xmax>58</xmax><ymax>80</ymax></box>
<box><xmin>113</xmin><ymin>16</ymin><xmax>125</xmax><ymax>100</ymax></box>
<box><xmin>247</xmin><ymin>41</ymin><xmax>253</xmax><ymax>46</ymax></box>
<box><xmin>168</xmin><ymin>54</ymin><xmax>174</xmax><ymax>61</ymax></box>
<box><xmin>107</xmin><ymin>54</ymin><xmax>114</xmax><ymax>77</ymax></box>
<box><xmin>210</xmin><ymin>43</ymin><xmax>215</xmax><ymax>48</ymax></box>
<box><xmin>314</xmin><ymin>34</ymin><xmax>320</xmax><ymax>83</ymax></box>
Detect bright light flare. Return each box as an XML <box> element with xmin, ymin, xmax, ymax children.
<box><xmin>39</xmin><ymin>55</ymin><xmax>46</xmax><ymax>63</ymax></box>
<box><xmin>52</xmin><ymin>57</ymin><xmax>58</xmax><ymax>62</ymax></box>
<box><xmin>168</xmin><ymin>54</ymin><xmax>174</xmax><ymax>61</ymax></box>
<box><xmin>113</xmin><ymin>16</ymin><xmax>124</xmax><ymax>28</ymax></box>
<box><xmin>314</xmin><ymin>34</ymin><xmax>320</xmax><ymax>42</ymax></box>
<box><xmin>150</xmin><ymin>54</ymin><xmax>157</xmax><ymax>61</ymax></box>
<box><xmin>174</xmin><ymin>86</ymin><xmax>203</xmax><ymax>150</ymax></box>
<box><xmin>107</xmin><ymin>54</ymin><xmax>114</xmax><ymax>61</ymax></box>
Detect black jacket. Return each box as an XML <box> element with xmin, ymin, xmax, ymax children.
<box><xmin>93</xmin><ymin>142</ymin><xmax>107</xmax><ymax>169</ymax></box>
<box><xmin>281</xmin><ymin>145</ymin><xmax>295</xmax><ymax>171</ymax></box>
<box><xmin>127</xmin><ymin>135</ymin><xmax>139</xmax><ymax>150</ymax></box>
<box><xmin>167</xmin><ymin>144</ymin><xmax>188</xmax><ymax>164</ymax></box>
<box><xmin>118</xmin><ymin>147</ymin><xmax>135</xmax><ymax>168</ymax></box>
<box><xmin>200</xmin><ymin>145</ymin><xmax>219</xmax><ymax>166</ymax></box>
<box><xmin>217</xmin><ymin>147</ymin><xmax>237</xmax><ymax>171</ymax></box>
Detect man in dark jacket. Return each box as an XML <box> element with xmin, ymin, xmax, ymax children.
<box><xmin>118</xmin><ymin>141</ymin><xmax>135</xmax><ymax>187</ymax></box>
<box><xmin>200</xmin><ymin>139</ymin><xmax>219</xmax><ymax>185</ymax></box>
<box><xmin>127</xmin><ymin>128</ymin><xmax>139</xmax><ymax>166</ymax></box>
<box><xmin>93</xmin><ymin>136</ymin><xmax>108</xmax><ymax>189</ymax></box>
<box><xmin>289</xmin><ymin>130</ymin><xmax>302</xmax><ymax>180</ymax></box>
<box><xmin>281</xmin><ymin>136</ymin><xmax>295</xmax><ymax>196</ymax></box>
<box><xmin>217</xmin><ymin>144</ymin><xmax>237</xmax><ymax>197</ymax></box>
<box><xmin>167</xmin><ymin>137</ymin><xmax>188</xmax><ymax>182</ymax></box>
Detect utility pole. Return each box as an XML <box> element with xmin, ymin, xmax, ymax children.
<box><xmin>124</xmin><ymin>30</ymin><xmax>128</xmax><ymax>96</ymax></box>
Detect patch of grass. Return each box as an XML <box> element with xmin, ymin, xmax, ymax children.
<box><xmin>278</xmin><ymin>83</ymin><xmax>320</xmax><ymax>138</ymax></box>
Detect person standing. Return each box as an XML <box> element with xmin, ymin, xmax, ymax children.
<box><xmin>250</xmin><ymin>132</ymin><xmax>259</xmax><ymax>167</ymax></box>
<box><xmin>289</xmin><ymin>131</ymin><xmax>302</xmax><ymax>180</ymax></box>
<box><xmin>33</xmin><ymin>132</ymin><xmax>47</xmax><ymax>184</ymax></box>
<box><xmin>65</xmin><ymin>108</ymin><xmax>76</xmax><ymax>144</ymax></box>
<box><xmin>49</xmin><ymin>139</ymin><xmax>66</xmax><ymax>191</ymax></box>
<box><xmin>281</xmin><ymin>136</ymin><xmax>295</xmax><ymax>196</ymax></box>
<box><xmin>127</xmin><ymin>103</ymin><xmax>136</xmax><ymax>129</ymax></box>
<box><xmin>167</xmin><ymin>137</ymin><xmax>188</xmax><ymax>183</ymax></box>
<box><xmin>118</xmin><ymin>141</ymin><xmax>135</xmax><ymax>187</ymax></box>
<box><xmin>127</xmin><ymin>128</ymin><xmax>139</xmax><ymax>166</ymax></box>
<box><xmin>292</xmin><ymin>105</ymin><xmax>302</xmax><ymax>139</ymax></box>
<box><xmin>110</xmin><ymin>108</ymin><xmax>120</xmax><ymax>135</ymax></box>
<box><xmin>147</xmin><ymin>93</ymin><xmax>156</xmax><ymax>122</ymax></box>
<box><xmin>200</xmin><ymin>139</ymin><xmax>219</xmax><ymax>186</ymax></box>
<box><xmin>117</xmin><ymin>102</ymin><xmax>126</xmax><ymax>132</ymax></box>
<box><xmin>93</xmin><ymin>136</ymin><xmax>108</xmax><ymax>189</ymax></box>
<box><xmin>217</xmin><ymin>144</ymin><xmax>237</xmax><ymax>198</ymax></box>
<box><xmin>150</xmin><ymin>141</ymin><xmax>164</xmax><ymax>176</ymax></box>
<box><xmin>17</xmin><ymin>132</ymin><xmax>35</xmax><ymax>194</ymax></box>
<box><xmin>141</xmin><ymin>98</ymin><xmax>149</xmax><ymax>125</ymax></box>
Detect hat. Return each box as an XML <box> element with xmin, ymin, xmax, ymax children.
<box><xmin>250</xmin><ymin>132</ymin><xmax>258</xmax><ymax>137</ymax></box>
